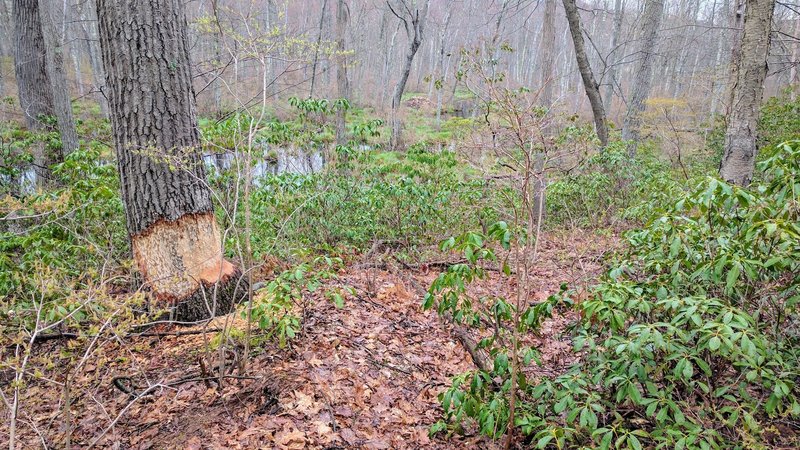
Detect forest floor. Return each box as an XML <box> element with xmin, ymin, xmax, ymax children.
<box><xmin>8</xmin><ymin>230</ymin><xmax>619</xmax><ymax>449</ymax></box>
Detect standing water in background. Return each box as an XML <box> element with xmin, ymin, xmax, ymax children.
<box><xmin>204</xmin><ymin>145</ymin><xmax>325</xmax><ymax>182</ymax></box>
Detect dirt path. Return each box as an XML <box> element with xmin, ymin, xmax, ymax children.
<box><xmin>5</xmin><ymin>231</ymin><xmax>615</xmax><ymax>449</ymax></box>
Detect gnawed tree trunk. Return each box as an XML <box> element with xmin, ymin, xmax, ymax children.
<box><xmin>13</xmin><ymin>0</ymin><xmax>61</xmax><ymax>183</ymax></box>
<box><xmin>388</xmin><ymin>0</ymin><xmax>429</xmax><ymax>151</ymax></box>
<box><xmin>621</xmin><ymin>0</ymin><xmax>664</xmax><ymax>155</ymax></box>
<box><xmin>563</xmin><ymin>0</ymin><xmax>609</xmax><ymax>147</ymax></box>
<box><xmin>97</xmin><ymin>0</ymin><xmax>244</xmax><ymax>321</ymax></box>
<box><xmin>720</xmin><ymin>0</ymin><xmax>775</xmax><ymax>186</ymax></box>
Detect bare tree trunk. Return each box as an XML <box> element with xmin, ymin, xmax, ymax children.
<box><xmin>540</xmin><ymin>0</ymin><xmax>557</xmax><ymax>107</ymax></box>
<box><xmin>709</xmin><ymin>0</ymin><xmax>729</xmax><ymax>117</ymax></box>
<box><xmin>388</xmin><ymin>0</ymin><xmax>429</xmax><ymax>151</ymax></box>
<box><xmin>309</xmin><ymin>0</ymin><xmax>328</xmax><ymax>98</ymax></box>
<box><xmin>621</xmin><ymin>0</ymin><xmax>664</xmax><ymax>155</ymax></box>
<box><xmin>434</xmin><ymin>4</ymin><xmax>453</xmax><ymax>129</ymax></box>
<box><xmin>726</xmin><ymin>0</ymin><xmax>746</xmax><ymax>112</ymax></box>
<box><xmin>13</xmin><ymin>0</ymin><xmax>62</xmax><ymax>183</ymax></box>
<box><xmin>265</xmin><ymin>0</ymin><xmax>278</xmax><ymax>98</ymax></box>
<box><xmin>603</xmin><ymin>0</ymin><xmax>625</xmax><ymax>115</ymax></box>
<box><xmin>38</xmin><ymin>0</ymin><xmax>79</xmax><ymax>154</ymax></box>
<box><xmin>534</xmin><ymin>0</ymin><xmax>557</xmax><ymax>224</ymax></box>
<box><xmin>380</xmin><ymin>18</ymin><xmax>400</xmax><ymax>110</ymax></box>
<box><xmin>78</xmin><ymin>0</ymin><xmax>108</xmax><ymax>118</ymax></box>
<box><xmin>720</xmin><ymin>0</ymin><xmax>775</xmax><ymax>186</ymax></box>
<box><xmin>335</xmin><ymin>0</ymin><xmax>349</xmax><ymax>146</ymax></box>
<box><xmin>97</xmin><ymin>0</ymin><xmax>244</xmax><ymax>321</ymax></box>
<box><xmin>563</xmin><ymin>0</ymin><xmax>609</xmax><ymax>147</ymax></box>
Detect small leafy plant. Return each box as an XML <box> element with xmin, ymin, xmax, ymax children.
<box><xmin>246</xmin><ymin>255</ymin><xmax>351</xmax><ymax>347</ymax></box>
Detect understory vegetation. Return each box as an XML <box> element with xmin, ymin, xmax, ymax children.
<box><xmin>2</xmin><ymin>86</ymin><xmax>800</xmax><ymax>449</ymax></box>
<box><xmin>429</xmin><ymin>140</ymin><xmax>800</xmax><ymax>449</ymax></box>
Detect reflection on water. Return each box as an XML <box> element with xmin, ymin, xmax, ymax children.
<box><xmin>1</xmin><ymin>168</ymin><xmax>37</xmax><ymax>196</ymax></box>
<box><xmin>5</xmin><ymin>146</ymin><xmax>325</xmax><ymax>195</ymax></box>
<box><xmin>203</xmin><ymin>146</ymin><xmax>325</xmax><ymax>182</ymax></box>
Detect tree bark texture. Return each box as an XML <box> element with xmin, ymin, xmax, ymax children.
<box><xmin>563</xmin><ymin>0</ymin><xmax>609</xmax><ymax>147</ymax></box>
<box><xmin>13</xmin><ymin>0</ymin><xmax>62</xmax><ymax>182</ymax></box>
<box><xmin>621</xmin><ymin>0</ymin><xmax>664</xmax><ymax>155</ymax></box>
<box><xmin>720</xmin><ymin>0</ymin><xmax>775</xmax><ymax>186</ymax></box>
<box><xmin>96</xmin><ymin>0</ymin><xmax>244</xmax><ymax>321</ymax></box>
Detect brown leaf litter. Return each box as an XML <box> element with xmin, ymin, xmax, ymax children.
<box><xmin>1</xmin><ymin>230</ymin><xmax>617</xmax><ymax>449</ymax></box>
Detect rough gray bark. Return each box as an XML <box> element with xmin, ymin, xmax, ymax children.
<box><xmin>621</xmin><ymin>0</ymin><xmax>664</xmax><ymax>155</ymax></box>
<box><xmin>0</xmin><ymin>0</ymin><xmax>11</xmax><ymax>94</ymax></box>
<box><xmin>38</xmin><ymin>0</ymin><xmax>79</xmax><ymax>154</ymax></box>
<box><xmin>335</xmin><ymin>0</ymin><xmax>349</xmax><ymax>146</ymax></box>
<box><xmin>603</xmin><ymin>0</ymin><xmax>625</xmax><ymax>115</ymax></box>
<box><xmin>388</xmin><ymin>0</ymin><xmax>429</xmax><ymax>151</ymax></box>
<box><xmin>539</xmin><ymin>0</ymin><xmax>557</xmax><ymax>107</ymax></box>
<box><xmin>563</xmin><ymin>0</ymin><xmax>609</xmax><ymax>147</ymax></box>
<box><xmin>13</xmin><ymin>0</ymin><xmax>62</xmax><ymax>183</ymax></box>
<box><xmin>96</xmin><ymin>0</ymin><xmax>244</xmax><ymax>321</ymax></box>
<box><xmin>727</xmin><ymin>0</ymin><xmax>746</xmax><ymax>112</ymax></box>
<box><xmin>720</xmin><ymin>0</ymin><xmax>775</xmax><ymax>186</ymax></box>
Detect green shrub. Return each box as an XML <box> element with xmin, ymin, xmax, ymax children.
<box><xmin>431</xmin><ymin>141</ymin><xmax>800</xmax><ymax>449</ymax></box>
<box><xmin>245</xmin><ymin>149</ymin><xmax>498</xmax><ymax>259</ymax></box>
<box><xmin>546</xmin><ymin>142</ymin><xmax>683</xmax><ymax>227</ymax></box>
<box><xmin>0</xmin><ymin>146</ymin><xmax>127</xmax><ymax>329</ymax></box>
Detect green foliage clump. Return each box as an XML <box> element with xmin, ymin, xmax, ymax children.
<box><xmin>431</xmin><ymin>141</ymin><xmax>800</xmax><ymax>449</ymax></box>
<box><xmin>547</xmin><ymin>142</ymin><xmax>683</xmax><ymax>227</ymax></box>
<box><xmin>1</xmin><ymin>146</ymin><xmax>127</xmax><ymax>329</ymax></box>
<box><xmin>758</xmin><ymin>87</ymin><xmax>800</xmax><ymax>148</ymax></box>
<box><xmin>246</xmin><ymin>148</ymin><xmax>497</xmax><ymax>259</ymax></box>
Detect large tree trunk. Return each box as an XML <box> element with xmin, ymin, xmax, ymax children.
<box><xmin>726</xmin><ymin>0</ymin><xmax>746</xmax><ymax>112</ymax></box>
<box><xmin>388</xmin><ymin>0</ymin><xmax>429</xmax><ymax>151</ymax></box>
<box><xmin>719</xmin><ymin>0</ymin><xmax>775</xmax><ymax>186</ymax></box>
<box><xmin>621</xmin><ymin>0</ymin><xmax>664</xmax><ymax>155</ymax></box>
<box><xmin>563</xmin><ymin>0</ymin><xmax>609</xmax><ymax>147</ymax></box>
<box><xmin>0</xmin><ymin>0</ymin><xmax>11</xmax><ymax>96</ymax></box>
<box><xmin>96</xmin><ymin>0</ymin><xmax>244</xmax><ymax>321</ymax></box>
<box><xmin>13</xmin><ymin>0</ymin><xmax>61</xmax><ymax>183</ymax></box>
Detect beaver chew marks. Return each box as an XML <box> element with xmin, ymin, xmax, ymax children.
<box><xmin>132</xmin><ymin>212</ymin><xmax>236</xmax><ymax>305</ymax></box>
